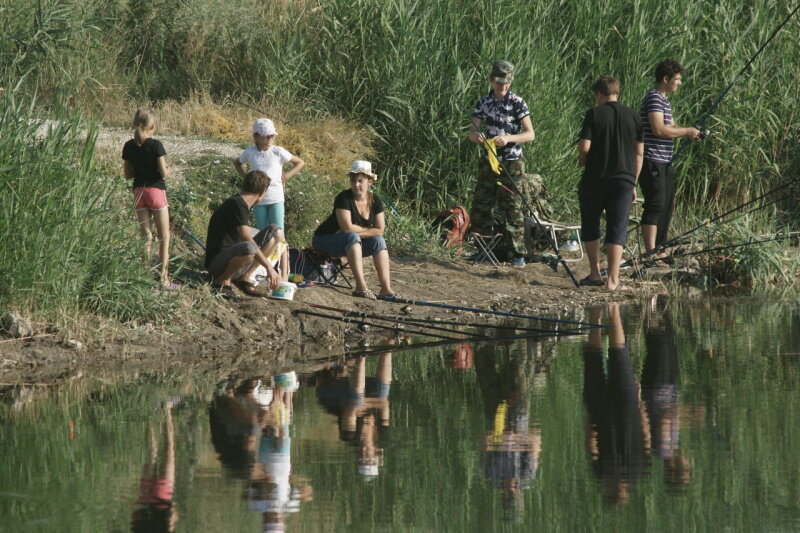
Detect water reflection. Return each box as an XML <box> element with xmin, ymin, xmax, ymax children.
<box><xmin>474</xmin><ymin>338</ymin><xmax>549</xmax><ymax>521</ymax></box>
<box><xmin>209</xmin><ymin>374</ymin><xmax>311</xmax><ymax>531</ymax></box>
<box><xmin>314</xmin><ymin>350</ymin><xmax>393</xmax><ymax>481</ymax></box>
<box><xmin>131</xmin><ymin>399</ymin><xmax>178</xmax><ymax>533</ymax></box>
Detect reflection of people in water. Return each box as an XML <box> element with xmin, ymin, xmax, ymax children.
<box><xmin>315</xmin><ymin>351</ymin><xmax>392</xmax><ymax>480</ymax></box>
<box><xmin>209</xmin><ymin>375</ymin><xmax>311</xmax><ymax>530</ymax></box>
<box><xmin>131</xmin><ymin>399</ymin><xmax>179</xmax><ymax>532</ymax></box>
<box><xmin>641</xmin><ymin>310</ymin><xmax>691</xmax><ymax>489</ymax></box>
<box><xmin>474</xmin><ymin>339</ymin><xmax>546</xmax><ymax>521</ymax></box>
<box><xmin>583</xmin><ymin>303</ymin><xmax>648</xmax><ymax>506</ymax></box>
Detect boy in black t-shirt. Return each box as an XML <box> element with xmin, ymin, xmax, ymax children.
<box><xmin>577</xmin><ymin>76</ymin><xmax>644</xmax><ymax>291</ymax></box>
<box><xmin>205</xmin><ymin>171</ymin><xmax>287</xmax><ymax>297</ymax></box>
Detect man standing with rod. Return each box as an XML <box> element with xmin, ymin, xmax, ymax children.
<box><xmin>578</xmin><ymin>76</ymin><xmax>644</xmax><ymax>291</ymax></box>
<box><xmin>468</xmin><ymin>60</ymin><xmax>536</xmax><ymax>268</ymax></box>
<box><xmin>638</xmin><ymin>59</ymin><xmax>701</xmax><ymax>263</ymax></box>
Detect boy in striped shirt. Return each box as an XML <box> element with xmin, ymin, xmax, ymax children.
<box><xmin>638</xmin><ymin>59</ymin><xmax>701</xmax><ymax>263</ymax></box>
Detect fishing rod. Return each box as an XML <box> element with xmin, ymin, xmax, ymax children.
<box><xmin>469</xmin><ymin>115</ymin><xmax>580</xmax><ymax>287</ymax></box>
<box><xmin>672</xmin><ymin>3</ymin><xmax>800</xmax><ymax>163</ymax></box>
<box><xmin>640</xmin><ymin>175</ymin><xmax>800</xmax><ymax>259</ymax></box>
<box><xmin>381</xmin><ymin>313</ymin><xmax>585</xmax><ymax>334</ymax></box>
<box><xmin>669</xmin><ymin>231</ymin><xmax>800</xmax><ymax>259</ymax></box>
<box><xmin>379</xmin><ymin>295</ymin><xmax>609</xmax><ymax>328</ymax></box>
<box><xmin>307</xmin><ymin>303</ymin><xmax>487</xmax><ymax>338</ymax></box>
<box><xmin>293</xmin><ymin>309</ymin><xmax>457</xmax><ymax>340</ymax></box>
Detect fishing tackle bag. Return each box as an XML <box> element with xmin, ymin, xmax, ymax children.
<box><xmin>288</xmin><ymin>247</ymin><xmax>340</xmax><ymax>285</ymax></box>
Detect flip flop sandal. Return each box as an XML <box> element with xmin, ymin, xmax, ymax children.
<box><xmin>162</xmin><ymin>281</ymin><xmax>182</xmax><ymax>291</ymax></box>
<box><xmin>210</xmin><ymin>283</ymin><xmax>236</xmax><ymax>299</ymax></box>
<box><xmin>232</xmin><ymin>278</ymin><xmax>262</xmax><ymax>298</ymax></box>
<box><xmin>352</xmin><ymin>289</ymin><xmax>377</xmax><ymax>300</ymax></box>
<box><xmin>579</xmin><ymin>276</ymin><xmax>605</xmax><ymax>287</ymax></box>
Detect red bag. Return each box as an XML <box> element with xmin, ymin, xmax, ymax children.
<box><xmin>433</xmin><ymin>205</ymin><xmax>470</xmax><ymax>250</ymax></box>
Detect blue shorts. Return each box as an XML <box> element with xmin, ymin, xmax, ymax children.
<box><xmin>252</xmin><ymin>202</ymin><xmax>285</xmax><ymax>230</ymax></box>
<box><xmin>312</xmin><ymin>232</ymin><xmax>387</xmax><ymax>258</ymax></box>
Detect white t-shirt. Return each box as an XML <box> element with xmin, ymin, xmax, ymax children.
<box><xmin>238</xmin><ymin>145</ymin><xmax>293</xmax><ymax>205</ymax></box>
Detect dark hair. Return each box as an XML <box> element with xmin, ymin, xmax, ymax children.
<box><xmin>591</xmin><ymin>76</ymin><xmax>620</xmax><ymax>96</ymax></box>
<box><xmin>242</xmin><ymin>170</ymin><xmax>270</xmax><ymax>194</ymax></box>
<box><xmin>655</xmin><ymin>59</ymin><xmax>684</xmax><ymax>83</ymax></box>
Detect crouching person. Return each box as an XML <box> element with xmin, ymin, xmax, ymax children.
<box><xmin>205</xmin><ymin>170</ymin><xmax>289</xmax><ymax>298</ymax></box>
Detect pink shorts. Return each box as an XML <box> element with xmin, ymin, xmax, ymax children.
<box><xmin>134</xmin><ymin>187</ymin><xmax>168</xmax><ymax>211</ymax></box>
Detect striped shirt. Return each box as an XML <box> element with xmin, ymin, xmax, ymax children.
<box><xmin>472</xmin><ymin>91</ymin><xmax>530</xmax><ymax>161</ymax></box>
<box><xmin>640</xmin><ymin>89</ymin><xmax>674</xmax><ymax>163</ymax></box>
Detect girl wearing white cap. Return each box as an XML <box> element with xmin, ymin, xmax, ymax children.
<box><xmin>234</xmin><ymin>118</ymin><xmax>305</xmax><ymax>230</ymax></box>
<box><xmin>312</xmin><ymin>161</ymin><xmax>396</xmax><ymax>299</ymax></box>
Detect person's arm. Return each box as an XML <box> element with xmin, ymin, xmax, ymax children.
<box><xmin>648</xmin><ymin>111</ymin><xmax>699</xmax><ymax>140</ymax></box>
<box><xmin>281</xmin><ymin>155</ymin><xmax>305</xmax><ymax>188</ymax></box>
<box><xmin>235</xmin><ymin>225</ymin><xmax>280</xmax><ymax>288</ymax></box>
<box><xmin>335</xmin><ymin>208</ymin><xmax>384</xmax><ymax>238</ymax></box>
<box><xmin>633</xmin><ymin>141</ymin><xmax>644</xmax><ymax>202</ymax></box>
<box><xmin>123</xmin><ymin>160</ymin><xmax>134</xmax><ymax>180</ymax></box>
<box><xmin>233</xmin><ymin>157</ymin><xmax>246</xmax><ymax>178</ymax></box>
<box><xmin>577</xmin><ymin>139</ymin><xmax>591</xmax><ymax>167</ymax></box>
<box><xmin>156</xmin><ymin>156</ymin><xmax>169</xmax><ymax>180</ymax></box>
<box><xmin>468</xmin><ymin>117</ymin><xmax>486</xmax><ymax>144</ymax></box>
<box><xmin>494</xmin><ymin>115</ymin><xmax>535</xmax><ymax>147</ymax></box>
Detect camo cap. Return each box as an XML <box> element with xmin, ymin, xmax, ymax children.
<box><xmin>490</xmin><ymin>60</ymin><xmax>515</xmax><ymax>83</ymax></box>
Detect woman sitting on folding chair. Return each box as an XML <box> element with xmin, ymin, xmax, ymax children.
<box><xmin>312</xmin><ymin>161</ymin><xmax>397</xmax><ymax>300</ymax></box>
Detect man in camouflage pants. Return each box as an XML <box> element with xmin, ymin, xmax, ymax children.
<box><xmin>469</xmin><ymin>60</ymin><xmax>543</xmax><ymax>267</ymax></box>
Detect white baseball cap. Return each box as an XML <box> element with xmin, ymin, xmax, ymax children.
<box><xmin>253</xmin><ymin>118</ymin><xmax>278</xmax><ymax>136</ymax></box>
<box><xmin>348</xmin><ymin>160</ymin><xmax>378</xmax><ymax>180</ymax></box>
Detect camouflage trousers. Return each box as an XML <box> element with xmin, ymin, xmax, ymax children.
<box><xmin>470</xmin><ymin>159</ymin><xmax>551</xmax><ymax>258</ymax></box>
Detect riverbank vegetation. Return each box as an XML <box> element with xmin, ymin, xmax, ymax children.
<box><xmin>1</xmin><ymin>0</ymin><xmax>798</xmax><ymax>332</ymax></box>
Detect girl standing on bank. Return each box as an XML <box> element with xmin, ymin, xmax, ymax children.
<box><xmin>234</xmin><ymin>118</ymin><xmax>305</xmax><ymax>230</ymax></box>
<box><xmin>122</xmin><ymin>108</ymin><xmax>180</xmax><ymax>290</ymax></box>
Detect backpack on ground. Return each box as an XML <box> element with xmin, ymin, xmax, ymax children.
<box><xmin>432</xmin><ymin>205</ymin><xmax>470</xmax><ymax>250</ymax></box>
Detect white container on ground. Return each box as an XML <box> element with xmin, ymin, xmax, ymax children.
<box><xmin>270</xmin><ymin>281</ymin><xmax>296</xmax><ymax>301</ymax></box>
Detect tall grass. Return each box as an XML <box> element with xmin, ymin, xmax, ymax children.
<box><xmin>0</xmin><ymin>92</ymin><xmax>174</xmax><ymax>330</ymax></box>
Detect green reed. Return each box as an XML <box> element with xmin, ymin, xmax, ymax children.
<box><xmin>0</xmin><ymin>92</ymin><xmax>174</xmax><ymax>329</ymax></box>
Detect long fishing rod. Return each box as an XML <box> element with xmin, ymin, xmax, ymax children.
<box><xmin>670</xmin><ymin>231</ymin><xmax>800</xmax><ymax>258</ymax></box>
<box><xmin>307</xmin><ymin>303</ymin><xmax>487</xmax><ymax>338</ymax></box>
<box><xmin>294</xmin><ymin>309</ymin><xmax>457</xmax><ymax>340</ymax></box>
<box><xmin>641</xmin><ymin>175</ymin><xmax>800</xmax><ymax>259</ymax></box>
<box><xmin>382</xmin><ymin>313</ymin><xmax>585</xmax><ymax>334</ymax></box>
<box><xmin>672</xmin><ymin>3</ymin><xmax>800</xmax><ymax>163</ymax></box>
<box><xmin>379</xmin><ymin>295</ymin><xmax>609</xmax><ymax>328</ymax></box>
<box><xmin>468</xmin><ymin>115</ymin><xmax>580</xmax><ymax>287</ymax></box>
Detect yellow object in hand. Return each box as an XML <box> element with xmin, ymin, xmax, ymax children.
<box><xmin>484</xmin><ymin>138</ymin><xmax>501</xmax><ymax>175</ymax></box>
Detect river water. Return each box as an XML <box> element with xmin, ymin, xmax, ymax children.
<box><xmin>2</xmin><ymin>295</ymin><xmax>799</xmax><ymax>532</ymax></box>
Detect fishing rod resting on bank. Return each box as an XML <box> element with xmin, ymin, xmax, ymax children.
<box><xmin>294</xmin><ymin>309</ymin><xmax>457</xmax><ymax>340</ymax></box>
<box><xmin>638</xmin><ymin>174</ymin><xmax>800</xmax><ymax>261</ymax></box>
<box><xmin>672</xmin><ymin>3</ymin><xmax>800</xmax><ymax>163</ymax></box>
<box><xmin>307</xmin><ymin>303</ymin><xmax>488</xmax><ymax>338</ymax></box>
<box><xmin>379</xmin><ymin>295</ymin><xmax>608</xmax><ymax>329</ymax></box>
<box><xmin>468</xmin><ymin>115</ymin><xmax>581</xmax><ymax>287</ymax></box>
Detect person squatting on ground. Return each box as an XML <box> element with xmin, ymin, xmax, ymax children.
<box><xmin>577</xmin><ymin>76</ymin><xmax>644</xmax><ymax>291</ymax></box>
<box><xmin>638</xmin><ymin>59</ymin><xmax>701</xmax><ymax>262</ymax></box>
<box><xmin>234</xmin><ymin>118</ymin><xmax>305</xmax><ymax>230</ymax></box>
<box><xmin>205</xmin><ymin>170</ymin><xmax>289</xmax><ymax>298</ymax></box>
<box><xmin>122</xmin><ymin>108</ymin><xmax>180</xmax><ymax>290</ymax></box>
<box><xmin>312</xmin><ymin>160</ymin><xmax>396</xmax><ymax>300</ymax></box>
<box><xmin>468</xmin><ymin>60</ymin><xmax>537</xmax><ymax>268</ymax></box>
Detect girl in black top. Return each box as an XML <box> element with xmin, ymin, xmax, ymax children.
<box><xmin>312</xmin><ymin>161</ymin><xmax>396</xmax><ymax>299</ymax></box>
<box><xmin>122</xmin><ymin>108</ymin><xmax>179</xmax><ymax>290</ymax></box>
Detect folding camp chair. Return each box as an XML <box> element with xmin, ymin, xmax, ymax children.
<box><xmin>525</xmin><ymin>218</ymin><xmax>584</xmax><ymax>262</ymax></box>
<box><xmin>471</xmin><ymin>232</ymin><xmax>503</xmax><ymax>267</ymax></box>
<box><xmin>303</xmin><ymin>248</ymin><xmax>352</xmax><ymax>289</ymax></box>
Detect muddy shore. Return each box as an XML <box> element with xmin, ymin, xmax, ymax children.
<box><xmin>0</xmin><ymin>253</ymin><xmax>671</xmax><ymax>387</ymax></box>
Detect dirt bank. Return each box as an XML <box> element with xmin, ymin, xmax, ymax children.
<box><xmin>0</xmin><ymin>253</ymin><xmax>668</xmax><ymax>386</ymax></box>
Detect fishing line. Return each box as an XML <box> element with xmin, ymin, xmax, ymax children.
<box><xmin>672</xmin><ymin>3</ymin><xmax>800</xmax><ymax>163</ymax></box>
<box><xmin>468</xmin><ymin>114</ymin><xmax>580</xmax><ymax>287</ymax></box>
<box><xmin>670</xmin><ymin>231</ymin><xmax>800</xmax><ymax>258</ymax></box>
